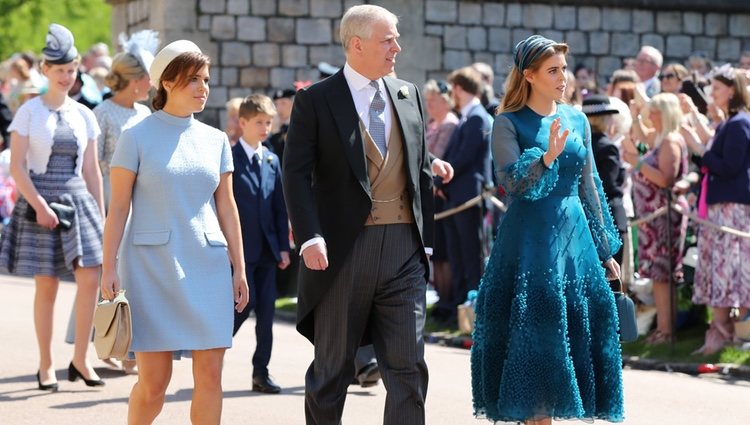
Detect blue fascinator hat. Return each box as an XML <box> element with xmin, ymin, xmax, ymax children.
<box><xmin>513</xmin><ymin>35</ymin><xmax>557</xmax><ymax>72</ymax></box>
<box><xmin>42</xmin><ymin>23</ymin><xmax>79</xmax><ymax>65</ymax></box>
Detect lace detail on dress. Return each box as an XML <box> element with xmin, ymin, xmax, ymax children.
<box><xmin>501</xmin><ymin>147</ymin><xmax>559</xmax><ymax>201</ymax></box>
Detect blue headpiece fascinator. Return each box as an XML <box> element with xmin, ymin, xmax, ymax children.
<box><xmin>513</xmin><ymin>35</ymin><xmax>556</xmax><ymax>72</ymax></box>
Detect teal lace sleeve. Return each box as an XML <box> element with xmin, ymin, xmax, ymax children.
<box><xmin>492</xmin><ymin>114</ymin><xmax>559</xmax><ymax>201</ymax></box>
<box><xmin>578</xmin><ymin>119</ymin><xmax>623</xmax><ymax>261</ymax></box>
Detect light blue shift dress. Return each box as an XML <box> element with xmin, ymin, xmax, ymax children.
<box><xmin>471</xmin><ymin>104</ymin><xmax>624</xmax><ymax>423</ymax></box>
<box><xmin>110</xmin><ymin>110</ymin><xmax>234</xmax><ymax>356</ymax></box>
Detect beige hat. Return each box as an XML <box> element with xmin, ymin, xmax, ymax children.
<box><xmin>149</xmin><ymin>39</ymin><xmax>201</xmax><ymax>87</ymax></box>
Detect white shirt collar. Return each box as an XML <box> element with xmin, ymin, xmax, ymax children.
<box><xmin>343</xmin><ymin>62</ymin><xmax>384</xmax><ymax>93</ymax></box>
<box><xmin>460</xmin><ymin>97</ymin><xmax>481</xmax><ymax>122</ymax></box>
<box><xmin>238</xmin><ymin>137</ymin><xmax>263</xmax><ymax>162</ymax></box>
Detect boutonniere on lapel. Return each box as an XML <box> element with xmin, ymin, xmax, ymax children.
<box><xmin>398</xmin><ymin>85</ymin><xmax>410</xmax><ymax>100</ymax></box>
<box><xmin>265</xmin><ymin>155</ymin><xmax>274</xmax><ymax>165</ymax></box>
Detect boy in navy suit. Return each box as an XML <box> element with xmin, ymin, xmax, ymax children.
<box><xmin>232</xmin><ymin>94</ymin><xmax>290</xmax><ymax>394</ymax></box>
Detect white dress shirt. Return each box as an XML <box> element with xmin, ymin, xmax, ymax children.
<box><xmin>459</xmin><ymin>97</ymin><xmax>482</xmax><ymax>124</ymax></box>
<box><xmin>238</xmin><ymin>137</ymin><xmax>263</xmax><ymax>163</ymax></box>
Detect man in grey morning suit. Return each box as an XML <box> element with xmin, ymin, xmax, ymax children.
<box><xmin>283</xmin><ymin>5</ymin><xmax>444</xmax><ymax>424</ymax></box>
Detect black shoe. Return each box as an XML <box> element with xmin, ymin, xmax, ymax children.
<box><xmin>252</xmin><ymin>374</ymin><xmax>281</xmax><ymax>394</ymax></box>
<box><xmin>68</xmin><ymin>362</ymin><xmax>105</xmax><ymax>387</ymax></box>
<box><xmin>36</xmin><ymin>371</ymin><xmax>58</xmax><ymax>392</ymax></box>
<box><xmin>356</xmin><ymin>362</ymin><xmax>380</xmax><ymax>388</ymax></box>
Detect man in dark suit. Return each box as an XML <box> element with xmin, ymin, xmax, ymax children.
<box><xmin>283</xmin><ymin>5</ymin><xmax>452</xmax><ymax>424</ymax></box>
<box><xmin>265</xmin><ymin>88</ymin><xmax>295</xmax><ymax>165</ymax></box>
<box><xmin>433</xmin><ymin>66</ymin><xmax>493</xmax><ymax>320</ymax></box>
<box><xmin>232</xmin><ymin>94</ymin><xmax>291</xmax><ymax>394</ymax></box>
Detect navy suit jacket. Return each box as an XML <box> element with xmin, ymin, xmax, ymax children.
<box><xmin>439</xmin><ymin>103</ymin><xmax>493</xmax><ymax>206</ymax></box>
<box><xmin>232</xmin><ymin>143</ymin><xmax>290</xmax><ymax>265</ymax></box>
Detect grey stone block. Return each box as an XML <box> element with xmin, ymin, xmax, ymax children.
<box><xmin>611</xmin><ymin>32</ymin><xmax>640</xmax><ymax>57</ymax></box>
<box><xmin>309</xmin><ymin>45</ymin><xmax>345</xmax><ymax>66</ymax></box>
<box><xmin>506</xmin><ymin>3</ymin><xmax>522</xmax><ymax>27</ymax></box>
<box><xmin>488</xmin><ymin>28</ymin><xmax>511</xmax><ymax>53</ymax></box>
<box><xmin>221</xmin><ymin>67</ymin><xmax>238</xmax><ymax>86</ymax></box>
<box><xmin>198</xmin><ymin>15</ymin><xmax>211</xmax><ymax>31</ymax></box>
<box><xmin>717</xmin><ymin>37</ymin><xmax>741</xmax><ymax>61</ymax></box>
<box><xmin>578</xmin><ymin>7</ymin><xmax>601</xmax><ymax>31</ymax></box>
<box><xmin>425</xmin><ymin>25</ymin><xmax>443</xmax><ymax>36</ymax></box>
<box><xmin>601</xmin><ymin>8</ymin><xmax>631</xmax><ymax>32</ymax></box>
<box><xmin>554</xmin><ymin>5</ymin><xmax>576</xmax><ymax>31</ymax></box>
<box><xmin>206</xmin><ymin>86</ymin><xmax>228</xmax><ymax>108</ymax></box>
<box><xmin>212</xmin><ymin>15</ymin><xmax>236</xmax><ymax>40</ymax></box>
<box><xmin>666</xmin><ymin>35</ymin><xmax>692</xmax><ymax>59</ymax></box>
<box><xmin>311</xmin><ymin>0</ymin><xmax>341</xmax><ymax>18</ymax></box>
<box><xmin>539</xmin><ymin>30</ymin><xmax>564</xmax><ymax>44</ymax></box>
<box><xmin>420</xmin><ymin>36</ymin><xmax>443</xmax><ymax>71</ymax></box>
<box><xmin>282</xmin><ymin>45</ymin><xmax>308</xmax><ymax>67</ymax></box>
<box><xmin>473</xmin><ymin>52</ymin><xmax>494</xmax><ymax>67</ymax></box>
<box><xmin>279</xmin><ymin>0</ymin><xmax>308</xmax><ymax>17</ymax></box>
<box><xmin>271</xmin><ymin>68</ymin><xmax>296</xmax><ymax>88</ymax></box>
<box><xmin>482</xmin><ymin>3</ymin><xmax>504</xmax><ymax>27</ymax></box>
<box><xmin>693</xmin><ymin>37</ymin><xmax>717</xmax><ymax>59</ymax></box>
<box><xmin>221</xmin><ymin>42</ymin><xmax>251</xmax><ymax>66</ymax></box>
<box><xmin>297</xmin><ymin>19</ymin><xmax>332</xmax><ymax>45</ymax></box>
<box><xmin>512</xmin><ymin>29</ymin><xmax>534</xmax><ymax>46</ymax></box>
<box><xmin>200</xmin><ymin>0</ymin><xmax>225</xmax><ymax>14</ymax></box>
<box><xmin>241</xmin><ymin>67</ymin><xmax>270</xmax><ymax>87</ymax></box>
<box><xmin>589</xmin><ymin>32</ymin><xmax>610</xmax><ymax>55</ymax></box>
<box><xmin>268</xmin><ymin>18</ymin><xmax>295</xmax><ymax>43</ymax></box>
<box><xmin>656</xmin><ymin>11</ymin><xmax>682</xmax><ymax>34</ymax></box>
<box><xmin>640</xmin><ymin>34</ymin><xmax>664</xmax><ymax>53</ymax></box>
<box><xmin>459</xmin><ymin>2</ymin><xmax>481</xmax><ymax>24</ymax></box>
<box><xmin>443</xmin><ymin>49</ymin><xmax>472</xmax><ymax>70</ymax></box>
<box><xmin>683</xmin><ymin>12</ymin><xmax>704</xmax><ymax>36</ymax></box>
<box><xmin>227</xmin><ymin>0</ymin><xmax>249</xmax><ymax>15</ymax></box>
<box><xmin>196</xmin><ymin>109</ymin><xmax>219</xmax><ymax>127</ymax></box>
<box><xmin>730</xmin><ymin>15</ymin><xmax>750</xmax><ymax>37</ymax></box>
<box><xmin>229</xmin><ymin>87</ymin><xmax>251</xmax><ymax>101</ymax></box>
<box><xmin>332</xmin><ymin>18</ymin><xmax>341</xmax><ymax>44</ymax></box>
<box><xmin>706</xmin><ymin>13</ymin><xmax>728</xmax><ymax>36</ymax></box>
<box><xmin>296</xmin><ymin>67</ymin><xmax>320</xmax><ymax>83</ymax></box>
<box><xmin>468</xmin><ymin>27</ymin><xmax>487</xmax><ymax>51</ymax></box>
<box><xmin>565</xmin><ymin>31</ymin><xmax>588</xmax><ymax>55</ymax></box>
<box><xmin>444</xmin><ymin>25</ymin><xmax>467</xmax><ymax>50</ymax></box>
<box><xmin>251</xmin><ymin>0</ymin><xmax>275</xmax><ymax>15</ymax></box>
<box><xmin>597</xmin><ymin>56</ymin><xmax>622</xmax><ymax>81</ymax></box>
<box><xmin>237</xmin><ymin>16</ymin><xmax>266</xmax><ymax>42</ymax></box>
<box><xmin>633</xmin><ymin>10</ymin><xmax>654</xmax><ymax>34</ymax></box>
<box><xmin>426</xmin><ymin>1</ymin><xmax>457</xmax><ymax>23</ymax></box>
<box><xmin>253</xmin><ymin>43</ymin><xmax>281</xmax><ymax>67</ymax></box>
<box><xmin>494</xmin><ymin>53</ymin><xmax>514</xmax><ymax>76</ymax></box>
<box><xmin>522</xmin><ymin>4</ymin><xmax>553</xmax><ymax>29</ymax></box>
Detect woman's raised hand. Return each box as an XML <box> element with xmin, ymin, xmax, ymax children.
<box><xmin>543</xmin><ymin>117</ymin><xmax>569</xmax><ymax>167</ymax></box>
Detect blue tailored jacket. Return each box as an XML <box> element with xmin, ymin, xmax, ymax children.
<box><xmin>232</xmin><ymin>143</ymin><xmax>290</xmax><ymax>264</ymax></box>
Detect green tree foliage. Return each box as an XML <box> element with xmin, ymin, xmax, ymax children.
<box><xmin>0</xmin><ymin>0</ymin><xmax>111</xmax><ymax>60</ymax></box>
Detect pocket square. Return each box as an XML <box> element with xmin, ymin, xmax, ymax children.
<box><xmin>398</xmin><ymin>85</ymin><xmax>410</xmax><ymax>99</ymax></box>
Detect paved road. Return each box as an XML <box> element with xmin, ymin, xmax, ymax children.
<box><xmin>1</xmin><ymin>274</ymin><xmax>749</xmax><ymax>424</ymax></box>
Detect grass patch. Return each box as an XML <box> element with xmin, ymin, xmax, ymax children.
<box><xmin>621</xmin><ymin>325</ymin><xmax>750</xmax><ymax>366</ymax></box>
<box><xmin>275</xmin><ymin>297</ymin><xmax>298</xmax><ymax>313</ymax></box>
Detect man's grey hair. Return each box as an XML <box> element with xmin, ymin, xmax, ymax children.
<box><xmin>340</xmin><ymin>5</ymin><xmax>398</xmax><ymax>51</ymax></box>
<box><xmin>640</xmin><ymin>45</ymin><xmax>663</xmax><ymax>68</ymax></box>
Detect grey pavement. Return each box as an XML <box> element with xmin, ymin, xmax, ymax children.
<box><xmin>2</xmin><ymin>274</ymin><xmax>750</xmax><ymax>424</ymax></box>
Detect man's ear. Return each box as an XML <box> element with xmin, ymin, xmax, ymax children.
<box><xmin>238</xmin><ymin>116</ymin><xmax>248</xmax><ymax>130</ymax></box>
<box><xmin>351</xmin><ymin>36</ymin><xmax>363</xmax><ymax>56</ymax></box>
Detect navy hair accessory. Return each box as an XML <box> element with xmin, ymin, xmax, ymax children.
<box><xmin>513</xmin><ymin>35</ymin><xmax>556</xmax><ymax>72</ymax></box>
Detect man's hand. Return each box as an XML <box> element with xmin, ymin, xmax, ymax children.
<box><xmin>432</xmin><ymin>158</ymin><xmax>454</xmax><ymax>183</ymax></box>
<box><xmin>278</xmin><ymin>251</ymin><xmax>291</xmax><ymax>270</ymax></box>
<box><xmin>302</xmin><ymin>243</ymin><xmax>328</xmax><ymax>271</ymax></box>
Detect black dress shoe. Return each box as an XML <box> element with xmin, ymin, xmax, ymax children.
<box><xmin>356</xmin><ymin>362</ymin><xmax>380</xmax><ymax>388</ymax></box>
<box><xmin>252</xmin><ymin>375</ymin><xmax>281</xmax><ymax>394</ymax></box>
<box><xmin>36</xmin><ymin>371</ymin><xmax>59</xmax><ymax>392</ymax></box>
<box><xmin>68</xmin><ymin>362</ymin><xmax>105</xmax><ymax>387</ymax></box>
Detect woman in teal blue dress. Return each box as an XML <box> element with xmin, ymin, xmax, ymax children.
<box><xmin>471</xmin><ymin>35</ymin><xmax>625</xmax><ymax>424</ymax></box>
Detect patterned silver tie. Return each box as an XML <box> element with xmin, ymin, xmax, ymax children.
<box><xmin>368</xmin><ymin>80</ymin><xmax>387</xmax><ymax>157</ymax></box>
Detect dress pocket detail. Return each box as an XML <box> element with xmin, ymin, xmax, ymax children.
<box><xmin>204</xmin><ymin>231</ymin><xmax>228</xmax><ymax>247</ymax></box>
<box><xmin>133</xmin><ymin>230</ymin><xmax>171</xmax><ymax>245</ymax></box>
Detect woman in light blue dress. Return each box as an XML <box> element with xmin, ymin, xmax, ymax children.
<box><xmin>471</xmin><ymin>35</ymin><xmax>624</xmax><ymax>424</ymax></box>
<box><xmin>100</xmin><ymin>40</ymin><xmax>249</xmax><ymax>424</ymax></box>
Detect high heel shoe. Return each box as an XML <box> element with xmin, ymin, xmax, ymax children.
<box><xmin>68</xmin><ymin>362</ymin><xmax>105</xmax><ymax>387</ymax></box>
<box><xmin>36</xmin><ymin>371</ymin><xmax>59</xmax><ymax>392</ymax></box>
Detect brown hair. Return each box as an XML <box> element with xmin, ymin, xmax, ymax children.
<box><xmin>239</xmin><ymin>94</ymin><xmax>276</xmax><ymax>120</ymax></box>
<box><xmin>447</xmin><ymin>66</ymin><xmax>482</xmax><ymax>96</ymax></box>
<box><xmin>500</xmin><ymin>42</ymin><xmax>569</xmax><ymax>114</ymax></box>
<box><xmin>663</xmin><ymin>63</ymin><xmax>689</xmax><ymax>81</ymax></box>
<box><xmin>713</xmin><ymin>71</ymin><xmax>750</xmax><ymax>117</ymax></box>
<box><xmin>105</xmin><ymin>52</ymin><xmax>147</xmax><ymax>92</ymax></box>
<box><xmin>152</xmin><ymin>51</ymin><xmax>210</xmax><ymax>110</ymax></box>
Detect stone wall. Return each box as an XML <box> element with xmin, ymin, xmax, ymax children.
<box><xmin>107</xmin><ymin>0</ymin><xmax>750</xmax><ymax>127</ymax></box>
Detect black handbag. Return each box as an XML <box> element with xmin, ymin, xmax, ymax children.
<box><xmin>25</xmin><ymin>202</ymin><xmax>75</xmax><ymax>230</ymax></box>
<box><xmin>610</xmin><ymin>278</ymin><xmax>638</xmax><ymax>343</ymax></box>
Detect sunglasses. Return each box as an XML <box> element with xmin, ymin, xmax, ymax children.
<box><xmin>658</xmin><ymin>73</ymin><xmax>678</xmax><ymax>81</ymax></box>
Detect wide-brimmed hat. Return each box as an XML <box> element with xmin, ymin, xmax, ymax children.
<box><xmin>149</xmin><ymin>40</ymin><xmax>201</xmax><ymax>87</ymax></box>
<box><xmin>42</xmin><ymin>23</ymin><xmax>78</xmax><ymax>65</ymax></box>
<box><xmin>582</xmin><ymin>94</ymin><xmax>620</xmax><ymax>116</ymax></box>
